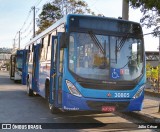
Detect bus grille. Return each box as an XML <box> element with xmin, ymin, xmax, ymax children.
<box><xmin>79</xmin><ymin>82</ymin><xmax>135</xmax><ymax>90</ymax></box>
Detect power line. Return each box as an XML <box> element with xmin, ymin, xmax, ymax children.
<box><xmin>34</xmin><ymin>0</ymin><xmax>43</xmax><ymax>7</ymax></box>
<box><xmin>13</xmin><ymin>0</ymin><xmax>45</xmax><ymax>48</ymax></box>
<box><xmin>19</xmin><ymin>9</ymin><xmax>32</xmax><ymax>32</ymax></box>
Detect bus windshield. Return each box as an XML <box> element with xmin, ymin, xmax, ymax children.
<box><xmin>68</xmin><ymin>32</ymin><xmax>144</xmax><ymax>81</ymax></box>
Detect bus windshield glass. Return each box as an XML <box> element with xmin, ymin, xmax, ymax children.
<box><xmin>68</xmin><ymin>32</ymin><xmax>143</xmax><ymax>81</ymax></box>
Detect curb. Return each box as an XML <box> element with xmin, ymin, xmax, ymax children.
<box><xmin>131</xmin><ymin>112</ymin><xmax>160</xmax><ymax>123</ymax></box>
<box><xmin>120</xmin><ymin>89</ymin><xmax>160</xmax><ymax>123</ymax></box>
<box><xmin>145</xmin><ymin>89</ymin><xmax>160</xmax><ymax>98</ymax></box>
<box><xmin>117</xmin><ymin>90</ymin><xmax>160</xmax><ymax>124</ymax></box>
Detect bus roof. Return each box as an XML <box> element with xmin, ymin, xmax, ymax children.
<box><xmin>25</xmin><ymin>16</ymin><xmax>67</xmax><ymax>47</ymax></box>
<box><xmin>67</xmin><ymin>14</ymin><xmax>140</xmax><ymax>25</ymax></box>
<box><xmin>25</xmin><ymin>14</ymin><xmax>140</xmax><ymax>47</ymax></box>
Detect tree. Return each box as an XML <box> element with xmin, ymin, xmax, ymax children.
<box><xmin>36</xmin><ymin>2</ymin><xmax>62</xmax><ymax>34</ymax></box>
<box><xmin>36</xmin><ymin>0</ymin><xmax>95</xmax><ymax>34</ymax></box>
<box><xmin>128</xmin><ymin>0</ymin><xmax>160</xmax><ymax>34</ymax></box>
<box><xmin>146</xmin><ymin>63</ymin><xmax>152</xmax><ymax>79</ymax></box>
<box><xmin>146</xmin><ymin>63</ymin><xmax>160</xmax><ymax>90</ymax></box>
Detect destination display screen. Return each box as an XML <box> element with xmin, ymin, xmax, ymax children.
<box><xmin>69</xmin><ymin>15</ymin><xmax>142</xmax><ymax>35</ymax></box>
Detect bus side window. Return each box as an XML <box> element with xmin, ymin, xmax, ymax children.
<box><xmin>39</xmin><ymin>38</ymin><xmax>44</xmax><ymax>60</ymax></box>
<box><xmin>29</xmin><ymin>45</ymin><xmax>33</xmax><ymax>63</ymax></box>
<box><xmin>69</xmin><ymin>36</ymin><xmax>74</xmax><ymax>71</ymax></box>
<box><xmin>59</xmin><ymin>49</ymin><xmax>64</xmax><ymax>73</ymax></box>
<box><xmin>47</xmin><ymin>34</ymin><xmax>51</xmax><ymax>61</ymax></box>
<box><xmin>25</xmin><ymin>46</ymin><xmax>29</xmax><ymax>62</ymax></box>
<box><xmin>40</xmin><ymin>36</ymin><xmax>48</xmax><ymax>61</ymax></box>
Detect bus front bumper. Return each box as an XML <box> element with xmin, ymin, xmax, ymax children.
<box><xmin>62</xmin><ymin>92</ymin><xmax>144</xmax><ymax>112</ymax></box>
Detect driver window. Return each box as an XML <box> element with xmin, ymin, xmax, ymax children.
<box><xmin>69</xmin><ymin>36</ymin><xmax>74</xmax><ymax>71</ymax></box>
<box><xmin>131</xmin><ymin>43</ymin><xmax>137</xmax><ymax>60</ymax></box>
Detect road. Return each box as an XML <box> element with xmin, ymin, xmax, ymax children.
<box><xmin>0</xmin><ymin>71</ymin><xmax>157</xmax><ymax>132</ymax></box>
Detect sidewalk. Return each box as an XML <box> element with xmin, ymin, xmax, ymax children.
<box><xmin>130</xmin><ymin>89</ymin><xmax>160</xmax><ymax>123</ymax></box>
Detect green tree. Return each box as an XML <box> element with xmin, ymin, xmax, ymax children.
<box><xmin>146</xmin><ymin>63</ymin><xmax>152</xmax><ymax>79</ymax></box>
<box><xmin>36</xmin><ymin>0</ymin><xmax>95</xmax><ymax>34</ymax></box>
<box><xmin>36</xmin><ymin>2</ymin><xmax>62</xmax><ymax>34</ymax></box>
<box><xmin>146</xmin><ymin>63</ymin><xmax>160</xmax><ymax>88</ymax></box>
<box><xmin>151</xmin><ymin>68</ymin><xmax>158</xmax><ymax>80</ymax></box>
<box><xmin>128</xmin><ymin>0</ymin><xmax>160</xmax><ymax>35</ymax></box>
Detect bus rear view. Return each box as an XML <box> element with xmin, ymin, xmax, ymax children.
<box><xmin>61</xmin><ymin>15</ymin><xmax>145</xmax><ymax>112</ymax></box>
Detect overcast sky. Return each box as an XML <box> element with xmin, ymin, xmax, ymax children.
<box><xmin>0</xmin><ymin>0</ymin><xmax>158</xmax><ymax>51</ymax></box>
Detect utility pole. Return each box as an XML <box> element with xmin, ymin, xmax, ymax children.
<box><xmin>18</xmin><ymin>31</ymin><xmax>20</xmax><ymax>49</ymax></box>
<box><xmin>122</xmin><ymin>0</ymin><xmax>129</xmax><ymax>20</ymax></box>
<box><xmin>32</xmin><ymin>6</ymin><xmax>36</xmax><ymax>38</ymax></box>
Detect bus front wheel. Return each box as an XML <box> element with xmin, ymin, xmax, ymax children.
<box><xmin>27</xmin><ymin>79</ymin><xmax>33</xmax><ymax>96</ymax></box>
<box><xmin>49</xmin><ymin>103</ymin><xmax>60</xmax><ymax>114</ymax></box>
<box><xmin>45</xmin><ymin>81</ymin><xmax>60</xmax><ymax>114</ymax></box>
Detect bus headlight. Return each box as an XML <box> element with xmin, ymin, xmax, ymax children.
<box><xmin>66</xmin><ymin>80</ymin><xmax>82</xmax><ymax>97</ymax></box>
<box><xmin>133</xmin><ymin>85</ymin><xmax>145</xmax><ymax>99</ymax></box>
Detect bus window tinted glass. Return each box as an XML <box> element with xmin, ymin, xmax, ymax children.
<box><xmin>69</xmin><ymin>32</ymin><xmax>109</xmax><ymax>80</ymax></box>
<box><xmin>68</xmin><ymin>32</ymin><xmax>144</xmax><ymax>81</ymax></box>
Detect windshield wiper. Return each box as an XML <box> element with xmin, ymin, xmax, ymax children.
<box><xmin>116</xmin><ymin>34</ymin><xmax>129</xmax><ymax>52</ymax></box>
<box><xmin>88</xmin><ymin>31</ymin><xmax>105</xmax><ymax>55</ymax></box>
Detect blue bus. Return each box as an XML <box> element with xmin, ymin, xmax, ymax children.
<box><xmin>25</xmin><ymin>14</ymin><xmax>146</xmax><ymax>113</ymax></box>
<box><xmin>10</xmin><ymin>49</ymin><xmax>28</xmax><ymax>84</ymax></box>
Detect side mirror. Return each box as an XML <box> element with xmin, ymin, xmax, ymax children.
<box><xmin>60</xmin><ymin>32</ymin><xmax>68</xmax><ymax>48</ymax></box>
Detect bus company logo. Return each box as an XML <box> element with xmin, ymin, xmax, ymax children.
<box><xmin>2</xmin><ymin>124</ymin><xmax>11</xmax><ymax>129</ymax></box>
<box><xmin>107</xmin><ymin>93</ymin><xmax>112</xmax><ymax>97</ymax></box>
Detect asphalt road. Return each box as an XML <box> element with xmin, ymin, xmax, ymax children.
<box><xmin>0</xmin><ymin>71</ymin><xmax>156</xmax><ymax>132</ymax></box>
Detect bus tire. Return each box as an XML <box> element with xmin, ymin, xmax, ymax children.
<box><xmin>27</xmin><ymin>78</ymin><xmax>33</xmax><ymax>96</ymax></box>
<box><xmin>49</xmin><ymin>103</ymin><xmax>60</xmax><ymax>114</ymax></box>
<box><xmin>45</xmin><ymin>81</ymin><xmax>60</xmax><ymax>114</ymax></box>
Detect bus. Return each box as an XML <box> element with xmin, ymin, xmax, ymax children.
<box><xmin>10</xmin><ymin>49</ymin><xmax>28</xmax><ymax>84</ymax></box>
<box><xmin>25</xmin><ymin>14</ymin><xmax>146</xmax><ymax>113</ymax></box>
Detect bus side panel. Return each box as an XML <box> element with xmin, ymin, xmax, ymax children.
<box><xmin>32</xmin><ymin>44</ymin><xmax>41</xmax><ymax>92</ymax></box>
<box><xmin>22</xmin><ymin>50</ymin><xmax>28</xmax><ymax>85</ymax></box>
<box><xmin>38</xmin><ymin>61</ymin><xmax>50</xmax><ymax>98</ymax></box>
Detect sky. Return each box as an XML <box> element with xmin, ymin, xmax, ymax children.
<box><xmin>0</xmin><ymin>0</ymin><xmax>159</xmax><ymax>51</ymax></box>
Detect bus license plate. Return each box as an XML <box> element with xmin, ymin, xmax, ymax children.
<box><xmin>102</xmin><ymin>106</ymin><xmax>115</xmax><ymax>112</ymax></box>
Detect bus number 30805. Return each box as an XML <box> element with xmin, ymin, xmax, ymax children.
<box><xmin>114</xmin><ymin>93</ymin><xmax>130</xmax><ymax>98</ymax></box>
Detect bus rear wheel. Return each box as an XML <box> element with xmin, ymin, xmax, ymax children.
<box><xmin>27</xmin><ymin>79</ymin><xmax>33</xmax><ymax>96</ymax></box>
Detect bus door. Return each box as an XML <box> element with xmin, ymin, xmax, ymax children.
<box><xmin>32</xmin><ymin>44</ymin><xmax>40</xmax><ymax>92</ymax></box>
<box><xmin>50</xmin><ymin>33</ymin><xmax>63</xmax><ymax>108</ymax></box>
<box><xmin>22</xmin><ymin>50</ymin><xmax>28</xmax><ymax>85</ymax></box>
<box><xmin>10</xmin><ymin>55</ymin><xmax>15</xmax><ymax>79</ymax></box>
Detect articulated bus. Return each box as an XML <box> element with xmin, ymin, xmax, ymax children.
<box><xmin>25</xmin><ymin>14</ymin><xmax>146</xmax><ymax>113</ymax></box>
<box><xmin>10</xmin><ymin>49</ymin><xmax>28</xmax><ymax>84</ymax></box>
